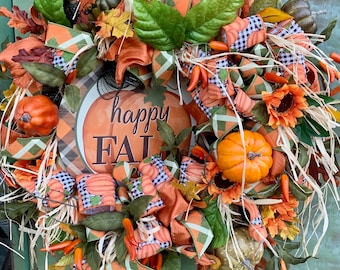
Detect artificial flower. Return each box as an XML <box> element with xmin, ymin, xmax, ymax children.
<box><xmin>261</xmin><ymin>194</ymin><xmax>300</xmax><ymax>240</ymax></box>
<box><xmin>262</xmin><ymin>84</ymin><xmax>308</xmax><ymax>128</ymax></box>
<box><xmin>202</xmin><ymin>175</ymin><xmax>243</xmax><ymax>204</ymax></box>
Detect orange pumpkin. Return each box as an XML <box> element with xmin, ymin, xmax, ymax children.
<box><xmin>216</xmin><ymin>130</ymin><xmax>273</xmax><ymax>183</ymax></box>
<box><xmin>14</xmin><ymin>95</ymin><xmax>59</xmax><ymax>136</ymax></box>
<box><xmin>77</xmin><ymin>89</ymin><xmax>192</xmax><ymax>173</ymax></box>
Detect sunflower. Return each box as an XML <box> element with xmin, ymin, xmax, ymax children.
<box><xmin>201</xmin><ymin>174</ymin><xmax>243</xmax><ymax>204</ymax></box>
<box><xmin>262</xmin><ymin>84</ymin><xmax>308</xmax><ymax>128</ymax></box>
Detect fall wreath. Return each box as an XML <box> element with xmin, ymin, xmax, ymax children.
<box><xmin>0</xmin><ymin>0</ymin><xmax>340</xmax><ymax>269</ymax></box>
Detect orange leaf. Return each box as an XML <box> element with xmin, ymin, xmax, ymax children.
<box><xmin>104</xmin><ymin>35</ymin><xmax>153</xmax><ymax>85</ymax></box>
<box><xmin>80</xmin><ymin>0</ymin><xmax>96</xmax><ymax>11</ymax></box>
<box><xmin>0</xmin><ymin>6</ymin><xmax>43</xmax><ymax>34</ymax></box>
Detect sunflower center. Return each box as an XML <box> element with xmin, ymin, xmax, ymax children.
<box><xmin>275</xmin><ymin>93</ymin><xmax>294</xmax><ymax>113</ymax></box>
<box><xmin>214</xmin><ymin>173</ymin><xmax>234</xmax><ymax>189</ymax></box>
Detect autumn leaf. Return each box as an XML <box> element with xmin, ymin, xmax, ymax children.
<box><xmin>104</xmin><ymin>35</ymin><xmax>153</xmax><ymax>85</ymax></box>
<box><xmin>80</xmin><ymin>0</ymin><xmax>96</xmax><ymax>11</ymax></box>
<box><xmin>0</xmin><ymin>36</ymin><xmax>47</xmax><ymax>93</ymax></box>
<box><xmin>258</xmin><ymin>7</ymin><xmax>292</xmax><ymax>23</ymax></box>
<box><xmin>172</xmin><ymin>180</ymin><xmax>202</xmax><ymax>201</ymax></box>
<box><xmin>0</xmin><ymin>6</ymin><xmax>44</xmax><ymax>34</ymax></box>
<box><xmin>95</xmin><ymin>8</ymin><xmax>133</xmax><ymax>39</ymax></box>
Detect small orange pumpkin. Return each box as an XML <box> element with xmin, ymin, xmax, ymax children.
<box><xmin>216</xmin><ymin>130</ymin><xmax>273</xmax><ymax>183</ymax></box>
<box><xmin>14</xmin><ymin>94</ymin><xmax>59</xmax><ymax>136</ymax></box>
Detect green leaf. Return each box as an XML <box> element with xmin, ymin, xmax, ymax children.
<box><xmin>297</xmin><ymin>144</ymin><xmax>308</xmax><ymax>167</ymax></box>
<box><xmin>1</xmin><ymin>36</ymin><xmax>9</xmax><ymax>51</ymax></box>
<box><xmin>34</xmin><ymin>0</ymin><xmax>71</xmax><ymax>26</ymax></box>
<box><xmin>116</xmin><ymin>232</ymin><xmax>127</xmax><ymax>265</ymax></box>
<box><xmin>249</xmin><ymin>0</ymin><xmax>279</xmax><ymax>15</ymax></box>
<box><xmin>133</xmin><ymin>0</ymin><xmax>186</xmax><ymax>51</ymax></box>
<box><xmin>246</xmin><ymin>181</ymin><xmax>280</xmax><ymax>199</ymax></box>
<box><xmin>129</xmin><ymin>195</ymin><xmax>154</xmax><ymax>221</ymax></box>
<box><xmin>185</xmin><ymin>0</ymin><xmax>243</xmax><ymax>44</ymax></box>
<box><xmin>157</xmin><ymin>119</ymin><xmax>176</xmax><ymax>147</ymax></box>
<box><xmin>265</xmin><ymin>255</ymin><xmax>277</xmax><ymax>270</ymax></box>
<box><xmin>175</xmin><ymin>126</ymin><xmax>192</xmax><ymax>146</ymax></box>
<box><xmin>70</xmin><ymin>224</ymin><xmax>87</xmax><ymax>242</ymax></box>
<box><xmin>278</xmin><ymin>245</ymin><xmax>312</xmax><ymax>265</ymax></box>
<box><xmin>76</xmin><ymin>46</ymin><xmax>98</xmax><ymax>78</ymax></box>
<box><xmin>218</xmin><ymin>69</ymin><xmax>229</xmax><ymax>82</ymax></box>
<box><xmin>294</xmin><ymin>116</ymin><xmax>329</xmax><ymax>145</ymax></box>
<box><xmin>306</xmin><ymin>94</ymin><xmax>335</xmax><ymax>106</ymax></box>
<box><xmin>289</xmin><ymin>181</ymin><xmax>313</xmax><ymax>201</ymax></box>
<box><xmin>274</xmin><ymin>237</ymin><xmax>300</xmax><ymax>251</ymax></box>
<box><xmin>201</xmin><ymin>196</ymin><xmax>228</xmax><ymax>248</ymax></box>
<box><xmin>21</xmin><ymin>62</ymin><xmax>66</xmax><ymax>87</ymax></box>
<box><xmin>53</xmin><ymin>253</ymin><xmax>75</xmax><ymax>267</ymax></box>
<box><xmin>85</xmin><ymin>241</ymin><xmax>101</xmax><ymax>270</ymax></box>
<box><xmin>143</xmin><ymin>85</ymin><xmax>167</xmax><ymax>107</ymax></box>
<box><xmin>315</xmin><ymin>17</ymin><xmax>337</xmax><ymax>46</ymax></box>
<box><xmin>82</xmin><ymin>211</ymin><xmax>126</xmax><ymax>231</ymax></box>
<box><xmin>64</xmin><ymin>85</ymin><xmax>81</xmax><ymax>113</ymax></box>
<box><xmin>162</xmin><ymin>251</ymin><xmax>181</xmax><ymax>270</ymax></box>
<box><xmin>0</xmin><ymin>202</ymin><xmax>36</xmax><ymax>221</ymax></box>
<box><xmin>251</xmin><ymin>101</ymin><xmax>269</xmax><ymax>125</ymax></box>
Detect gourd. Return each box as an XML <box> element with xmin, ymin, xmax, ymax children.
<box><xmin>215</xmin><ymin>227</ymin><xmax>264</xmax><ymax>270</ymax></box>
<box><xmin>281</xmin><ymin>0</ymin><xmax>317</xmax><ymax>34</ymax></box>
<box><xmin>14</xmin><ymin>95</ymin><xmax>59</xmax><ymax>136</ymax></box>
<box><xmin>216</xmin><ymin>130</ymin><xmax>273</xmax><ymax>183</ymax></box>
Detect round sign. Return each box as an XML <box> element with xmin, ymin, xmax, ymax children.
<box><xmin>76</xmin><ymin>86</ymin><xmax>192</xmax><ymax>173</ymax></box>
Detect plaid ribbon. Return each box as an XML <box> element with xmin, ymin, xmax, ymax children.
<box><xmin>210</xmin><ymin>106</ymin><xmax>240</xmax><ymax>139</ymax></box>
<box><xmin>180</xmin><ymin>210</ymin><xmax>213</xmax><ymax>258</ymax></box>
<box><xmin>1</xmin><ymin>134</ymin><xmax>53</xmax><ymax>160</ymax></box>
<box><xmin>152</xmin><ymin>49</ymin><xmax>175</xmax><ymax>85</ymax></box>
<box><xmin>57</xmin><ymin>68</ymin><xmax>102</xmax><ymax>177</ymax></box>
<box><xmin>45</xmin><ymin>22</ymin><xmax>94</xmax><ymax>54</ymax></box>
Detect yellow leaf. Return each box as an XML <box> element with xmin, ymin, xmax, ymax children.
<box><xmin>259</xmin><ymin>7</ymin><xmax>293</xmax><ymax>23</ymax></box>
<box><xmin>172</xmin><ymin>180</ymin><xmax>201</xmax><ymax>201</ymax></box>
<box><xmin>95</xmin><ymin>9</ymin><xmax>134</xmax><ymax>39</ymax></box>
<box><xmin>328</xmin><ymin>108</ymin><xmax>340</xmax><ymax>122</ymax></box>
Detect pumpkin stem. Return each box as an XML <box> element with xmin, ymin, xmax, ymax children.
<box><xmin>19</xmin><ymin>113</ymin><xmax>31</xmax><ymax>123</ymax></box>
<box><xmin>248</xmin><ymin>151</ymin><xmax>261</xmax><ymax>160</ymax></box>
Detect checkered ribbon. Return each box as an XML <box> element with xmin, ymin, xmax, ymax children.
<box><xmin>1</xmin><ymin>134</ymin><xmax>53</xmax><ymax>160</ymax></box>
<box><xmin>221</xmin><ymin>15</ymin><xmax>266</xmax><ymax>52</ymax></box>
<box><xmin>278</xmin><ymin>49</ymin><xmax>307</xmax><ymax>83</ymax></box>
<box><xmin>52</xmin><ymin>50</ymin><xmax>78</xmax><ymax>72</ymax></box>
<box><xmin>179</xmin><ymin>157</ymin><xmax>193</xmax><ymax>184</ymax></box>
<box><xmin>205</xmin><ymin>58</ymin><xmax>234</xmax><ymax>99</ymax></box>
<box><xmin>35</xmin><ymin>170</ymin><xmax>75</xmax><ymax>207</ymax></box>
<box><xmin>77</xmin><ymin>174</ymin><xmax>95</xmax><ymax>211</ymax></box>
<box><xmin>127</xmin><ymin>176</ymin><xmax>164</xmax><ymax>216</ymax></box>
<box><xmin>192</xmin><ymin>89</ymin><xmax>214</xmax><ymax>118</ymax></box>
<box><xmin>270</xmin><ymin>19</ymin><xmax>303</xmax><ymax>37</ymax></box>
<box><xmin>138</xmin><ymin>155</ymin><xmax>173</xmax><ymax>187</ymax></box>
